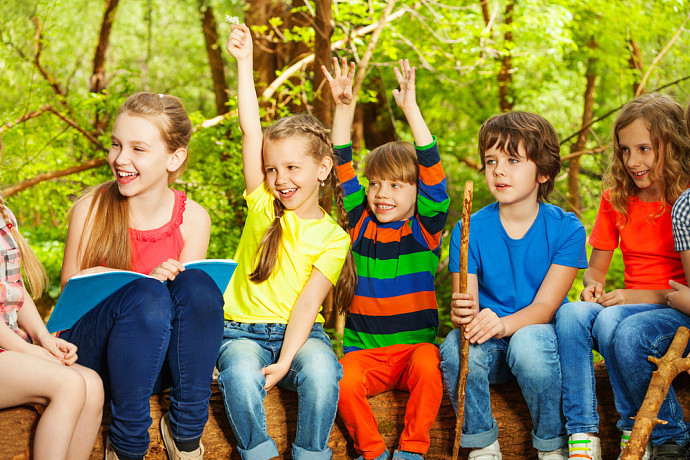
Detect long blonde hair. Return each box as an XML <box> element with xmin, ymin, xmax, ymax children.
<box><xmin>74</xmin><ymin>92</ymin><xmax>192</xmax><ymax>270</ymax></box>
<box><xmin>604</xmin><ymin>93</ymin><xmax>690</xmax><ymax>225</ymax></box>
<box><xmin>249</xmin><ymin>114</ymin><xmax>357</xmax><ymax>313</ymax></box>
<box><xmin>0</xmin><ymin>137</ymin><xmax>48</xmax><ymax>299</ymax></box>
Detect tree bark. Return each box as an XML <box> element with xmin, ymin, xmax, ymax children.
<box><xmin>497</xmin><ymin>0</ymin><xmax>514</xmax><ymax>112</ymax></box>
<box><xmin>567</xmin><ymin>39</ymin><xmax>597</xmax><ymax>217</ymax></box>
<box><xmin>199</xmin><ymin>1</ymin><xmax>229</xmax><ymax>115</ymax></box>
<box><xmin>628</xmin><ymin>38</ymin><xmax>644</xmax><ymax>95</ymax></box>
<box><xmin>312</xmin><ymin>0</ymin><xmax>333</xmax><ymax>127</ymax></box>
<box><xmin>91</xmin><ymin>0</ymin><xmax>119</xmax><ymax>94</ymax></box>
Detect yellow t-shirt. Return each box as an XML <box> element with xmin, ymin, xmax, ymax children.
<box><xmin>223</xmin><ymin>183</ymin><xmax>350</xmax><ymax>323</ymax></box>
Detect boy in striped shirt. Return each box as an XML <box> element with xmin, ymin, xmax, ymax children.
<box><xmin>323</xmin><ymin>58</ymin><xmax>449</xmax><ymax>460</ymax></box>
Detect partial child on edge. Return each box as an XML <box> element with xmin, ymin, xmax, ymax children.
<box><xmin>440</xmin><ymin>112</ymin><xmax>587</xmax><ymax>460</ymax></box>
<box><xmin>216</xmin><ymin>24</ymin><xmax>355</xmax><ymax>460</ymax></box>
<box><xmin>60</xmin><ymin>92</ymin><xmax>224</xmax><ymax>460</ymax></box>
<box><xmin>556</xmin><ymin>93</ymin><xmax>690</xmax><ymax>460</ymax></box>
<box><xmin>0</xmin><ymin>135</ymin><xmax>103</xmax><ymax>460</ymax></box>
<box><xmin>322</xmin><ymin>58</ymin><xmax>450</xmax><ymax>460</ymax></box>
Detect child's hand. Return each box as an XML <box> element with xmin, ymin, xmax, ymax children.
<box><xmin>322</xmin><ymin>57</ymin><xmax>356</xmax><ymax>106</ymax></box>
<box><xmin>149</xmin><ymin>259</ymin><xmax>185</xmax><ymax>282</ymax></box>
<box><xmin>666</xmin><ymin>280</ymin><xmax>690</xmax><ymax>315</ymax></box>
<box><xmin>392</xmin><ymin>59</ymin><xmax>417</xmax><ymax>111</ymax></box>
<box><xmin>226</xmin><ymin>23</ymin><xmax>252</xmax><ymax>61</ymax></box>
<box><xmin>464</xmin><ymin>309</ymin><xmax>507</xmax><ymax>344</ymax></box>
<box><xmin>580</xmin><ymin>280</ymin><xmax>605</xmax><ymax>303</ymax></box>
<box><xmin>449</xmin><ymin>292</ymin><xmax>478</xmax><ymax>328</ymax></box>
<box><xmin>597</xmin><ymin>288</ymin><xmax>641</xmax><ymax>307</ymax></box>
<box><xmin>40</xmin><ymin>335</ymin><xmax>78</xmax><ymax>365</ymax></box>
<box><xmin>261</xmin><ymin>360</ymin><xmax>290</xmax><ymax>391</ymax></box>
<box><xmin>26</xmin><ymin>343</ymin><xmax>64</xmax><ymax>364</ymax></box>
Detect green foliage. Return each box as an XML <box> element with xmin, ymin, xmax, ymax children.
<box><xmin>1</xmin><ymin>0</ymin><xmax>689</xmax><ymax>331</ymax></box>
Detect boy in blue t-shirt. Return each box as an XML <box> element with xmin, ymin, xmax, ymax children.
<box><xmin>440</xmin><ymin>111</ymin><xmax>587</xmax><ymax>460</ymax></box>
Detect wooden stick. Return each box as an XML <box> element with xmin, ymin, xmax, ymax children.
<box><xmin>452</xmin><ymin>180</ymin><xmax>474</xmax><ymax>460</ymax></box>
<box><xmin>621</xmin><ymin>326</ymin><xmax>690</xmax><ymax>459</ymax></box>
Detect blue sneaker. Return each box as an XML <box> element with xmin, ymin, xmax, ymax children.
<box><xmin>392</xmin><ymin>450</ymin><xmax>424</xmax><ymax>460</ymax></box>
<box><xmin>356</xmin><ymin>450</ymin><xmax>391</xmax><ymax>460</ymax></box>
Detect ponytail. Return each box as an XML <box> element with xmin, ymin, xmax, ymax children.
<box><xmin>249</xmin><ymin>198</ymin><xmax>285</xmax><ymax>283</ymax></box>
<box><xmin>328</xmin><ymin>169</ymin><xmax>357</xmax><ymax>314</ymax></box>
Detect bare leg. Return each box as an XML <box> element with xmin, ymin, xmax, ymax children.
<box><xmin>67</xmin><ymin>364</ymin><xmax>104</xmax><ymax>460</ymax></box>
<box><xmin>0</xmin><ymin>351</ymin><xmax>100</xmax><ymax>460</ymax></box>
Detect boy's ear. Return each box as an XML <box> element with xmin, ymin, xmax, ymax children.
<box><xmin>537</xmin><ymin>173</ymin><xmax>550</xmax><ymax>184</ymax></box>
<box><xmin>319</xmin><ymin>155</ymin><xmax>334</xmax><ymax>181</ymax></box>
<box><xmin>167</xmin><ymin>147</ymin><xmax>188</xmax><ymax>173</ymax></box>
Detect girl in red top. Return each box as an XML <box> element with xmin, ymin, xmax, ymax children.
<box><xmin>0</xmin><ymin>135</ymin><xmax>103</xmax><ymax>460</ymax></box>
<box><xmin>59</xmin><ymin>93</ymin><xmax>224</xmax><ymax>460</ymax></box>
<box><xmin>556</xmin><ymin>93</ymin><xmax>690</xmax><ymax>460</ymax></box>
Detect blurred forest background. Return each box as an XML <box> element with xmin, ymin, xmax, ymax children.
<box><xmin>1</xmin><ymin>0</ymin><xmax>690</xmax><ymax>343</ymax></box>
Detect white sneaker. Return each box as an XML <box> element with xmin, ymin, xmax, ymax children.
<box><xmin>469</xmin><ymin>440</ymin><xmax>502</xmax><ymax>460</ymax></box>
<box><xmin>617</xmin><ymin>430</ymin><xmax>651</xmax><ymax>460</ymax></box>
<box><xmin>538</xmin><ymin>446</ymin><xmax>568</xmax><ymax>460</ymax></box>
<box><xmin>568</xmin><ymin>433</ymin><xmax>601</xmax><ymax>460</ymax></box>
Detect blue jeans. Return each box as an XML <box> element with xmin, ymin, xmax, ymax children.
<box><xmin>216</xmin><ymin>321</ymin><xmax>342</xmax><ymax>460</ymax></box>
<box><xmin>556</xmin><ymin>302</ymin><xmax>660</xmax><ymax>435</ymax></box>
<box><xmin>60</xmin><ymin>269</ymin><xmax>224</xmax><ymax>458</ymax></box>
<box><xmin>612</xmin><ymin>306</ymin><xmax>690</xmax><ymax>446</ymax></box>
<box><xmin>440</xmin><ymin>324</ymin><xmax>566</xmax><ymax>451</ymax></box>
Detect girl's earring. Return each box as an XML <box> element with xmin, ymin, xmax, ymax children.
<box><xmin>320</xmin><ymin>179</ymin><xmax>325</xmax><ymax>187</ymax></box>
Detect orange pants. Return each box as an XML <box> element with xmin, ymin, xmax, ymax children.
<box><xmin>338</xmin><ymin>343</ymin><xmax>443</xmax><ymax>459</ymax></box>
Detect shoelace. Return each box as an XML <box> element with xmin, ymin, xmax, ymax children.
<box><xmin>569</xmin><ymin>438</ymin><xmax>593</xmax><ymax>459</ymax></box>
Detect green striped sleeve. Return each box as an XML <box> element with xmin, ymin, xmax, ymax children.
<box><xmin>417</xmin><ymin>194</ymin><xmax>450</xmax><ymax>218</ymax></box>
<box><xmin>344</xmin><ymin>187</ymin><xmax>366</xmax><ymax>212</ymax></box>
<box><xmin>353</xmin><ymin>251</ymin><xmax>440</xmax><ymax>279</ymax></box>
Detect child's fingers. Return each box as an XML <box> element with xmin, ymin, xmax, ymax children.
<box><xmin>346</xmin><ymin>60</ymin><xmax>356</xmax><ymax>79</ymax></box>
<box><xmin>669</xmin><ymin>279</ymin><xmax>684</xmax><ymax>290</ymax></box>
<box><xmin>321</xmin><ymin>65</ymin><xmax>333</xmax><ymax>81</ymax></box>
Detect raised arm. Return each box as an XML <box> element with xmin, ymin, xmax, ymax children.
<box><xmin>322</xmin><ymin>57</ymin><xmax>356</xmax><ymax>146</ymax></box>
<box><xmin>392</xmin><ymin>59</ymin><xmax>433</xmax><ymax>147</ymax></box>
<box><xmin>227</xmin><ymin>24</ymin><xmax>264</xmax><ymax>194</ymax></box>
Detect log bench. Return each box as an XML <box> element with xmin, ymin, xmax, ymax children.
<box><xmin>1</xmin><ymin>363</ymin><xmax>688</xmax><ymax>459</ymax></box>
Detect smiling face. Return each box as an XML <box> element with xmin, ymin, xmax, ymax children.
<box><xmin>263</xmin><ymin>136</ymin><xmax>332</xmax><ymax>219</ymax></box>
<box><xmin>618</xmin><ymin>118</ymin><xmax>663</xmax><ymax>201</ymax></box>
<box><xmin>108</xmin><ymin>113</ymin><xmax>185</xmax><ymax>198</ymax></box>
<box><xmin>484</xmin><ymin>141</ymin><xmax>548</xmax><ymax>208</ymax></box>
<box><xmin>366</xmin><ymin>177</ymin><xmax>417</xmax><ymax>223</ymax></box>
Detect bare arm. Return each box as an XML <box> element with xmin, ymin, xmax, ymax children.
<box><xmin>392</xmin><ymin>59</ymin><xmax>433</xmax><ymax>147</ymax></box>
<box><xmin>465</xmin><ymin>264</ymin><xmax>579</xmax><ymax>344</ymax></box>
<box><xmin>322</xmin><ymin>57</ymin><xmax>356</xmax><ymax>146</ymax></box>
<box><xmin>261</xmin><ymin>268</ymin><xmax>334</xmax><ymax>390</ymax></box>
<box><xmin>580</xmin><ymin>248</ymin><xmax>612</xmax><ymax>302</ymax></box>
<box><xmin>666</xmin><ymin>250</ymin><xmax>690</xmax><ymax>315</ymax></box>
<box><xmin>227</xmin><ymin>24</ymin><xmax>264</xmax><ymax>194</ymax></box>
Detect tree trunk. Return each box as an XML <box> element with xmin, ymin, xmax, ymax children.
<box><xmin>90</xmin><ymin>0</ymin><xmax>120</xmax><ymax>133</ymax></box>
<box><xmin>628</xmin><ymin>39</ymin><xmax>644</xmax><ymax>95</ymax></box>
<box><xmin>199</xmin><ymin>0</ymin><xmax>229</xmax><ymax>115</ymax></box>
<box><xmin>312</xmin><ymin>0</ymin><xmax>333</xmax><ymax>127</ymax></box>
<box><xmin>567</xmin><ymin>40</ymin><xmax>597</xmax><ymax>217</ymax></box>
<box><xmin>497</xmin><ymin>0</ymin><xmax>514</xmax><ymax>112</ymax></box>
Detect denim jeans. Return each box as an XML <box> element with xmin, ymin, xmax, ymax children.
<box><xmin>440</xmin><ymin>323</ymin><xmax>566</xmax><ymax>451</ymax></box>
<box><xmin>60</xmin><ymin>269</ymin><xmax>224</xmax><ymax>458</ymax></box>
<box><xmin>556</xmin><ymin>301</ymin><xmax>661</xmax><ymax>435</ymax></box>
<box><xmin>612</xmin><ymin>306</ymin><xmax>690</xmax><ymax>446</ymax></box>
<box><xmin>216</xmin><ymin>321</ymin><xmax>342</xmax><ymax>460</ymax></box>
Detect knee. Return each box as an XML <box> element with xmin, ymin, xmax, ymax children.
<box><xmin>508</xmin><ymin>326</ymin><xmax>559</xmax><ymax>379</ymax></box>
<box><xmin>171</xmin><ymin>269</ymin><xmax>224</xmax><ymax>316</ymax></box>
<box><xmin>52</xmin><ymin>368</ymin><xmax>88</xmax><ymax>410</ymax></box>
<box><xmin>409</xmin><ymin>344</ymin><xmax>442</xmax><ymax>382</ymax></box>
<box><xmin>339</xmin><ymin>361</ymin><xmax>367</xmax><ymax>399</ymax></box>
<box><xmin>297</xmin><ymin>351</ymin><xmax>341</xmax><ymax>395</ymax></box>
<box><xmin>81</xmin><ymin>367</ymin><xmax>105</xmax><ymax>409</ymax></box>
<box><xmin>124</xmin><ymin>278</ymin><xmax>173</xmax><ymax>327</ymax></box>
<box><xmin>440</xmin><ymin>328</ymin><xmax>461</xmax><ymax>364</ymax></box>
<box><xmin>556</xmin><ymin>301</ymin><xmax>600</xmax><ymax>334</ymax></box>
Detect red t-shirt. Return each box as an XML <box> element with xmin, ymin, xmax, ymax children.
<box><xmin>129</xmin><ymin>189</ymin><xmax>186</xmax><ymax>275</ymax></box>
<box><xmin>589</xmin><ymin>189</ymin><xmax>686</xmax><ymax>289</ymax></box>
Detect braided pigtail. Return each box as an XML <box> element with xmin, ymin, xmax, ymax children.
<box><xmin>249</xmin><ymin>198</ymin><xmax>285</xmax><ymax>283</ymax></box>
<box><xmin>0</xmin><ymin>198</ymin><xmax>48</xmax><ymax>299</ymax></box>
<box><xmin>330</xmin><ymin>170</ymin><xmax>357</xmax><ymax>313</ymax></box>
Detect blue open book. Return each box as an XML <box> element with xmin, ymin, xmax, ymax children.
<box><xmin>47</xmin><ymin>259</ymin><xmax>236</xmax><ymax>333</ymax></box>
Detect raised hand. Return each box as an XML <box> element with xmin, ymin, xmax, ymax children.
<box><xmin>392</xmin><ymin>59</ymin><xmax>417</xmax><ymax>111</ymax></box>
<box><xmin>322</xmin><ymin>57</ymin><xmax>356</xmax><ymax>106</ymax></box>
<box><xmin>226</xmin><ymin>23</ymin><xmax>252</xmax><ymax>61</ymax></box>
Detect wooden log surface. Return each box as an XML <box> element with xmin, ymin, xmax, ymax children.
<box><xmin>1</xmin><ymin>362</ymin><xmax>688</xmax><ymax>459</ymax></box>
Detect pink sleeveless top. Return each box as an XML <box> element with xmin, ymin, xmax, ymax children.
<box><xmin>129</xmin><ymin>189</ymin><xmax>186</xmax><ymax>275</ymax></box>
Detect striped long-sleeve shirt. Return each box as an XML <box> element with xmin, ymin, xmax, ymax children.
<box><xmin>335</xmin><ymin>139</ymin><xmax>450</xmax><ymax>354</ymax></box>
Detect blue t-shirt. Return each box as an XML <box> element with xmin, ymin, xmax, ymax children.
<box><xmin>449</xmin><ymin>201</ymin><xmax>587</xmax><ymax>318</ymax></box>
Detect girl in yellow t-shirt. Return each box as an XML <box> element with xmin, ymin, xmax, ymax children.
<box><xmin>216</xmin><ymin>24</ymin><xmax>356</xmax><ymax>459</ymax></box>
